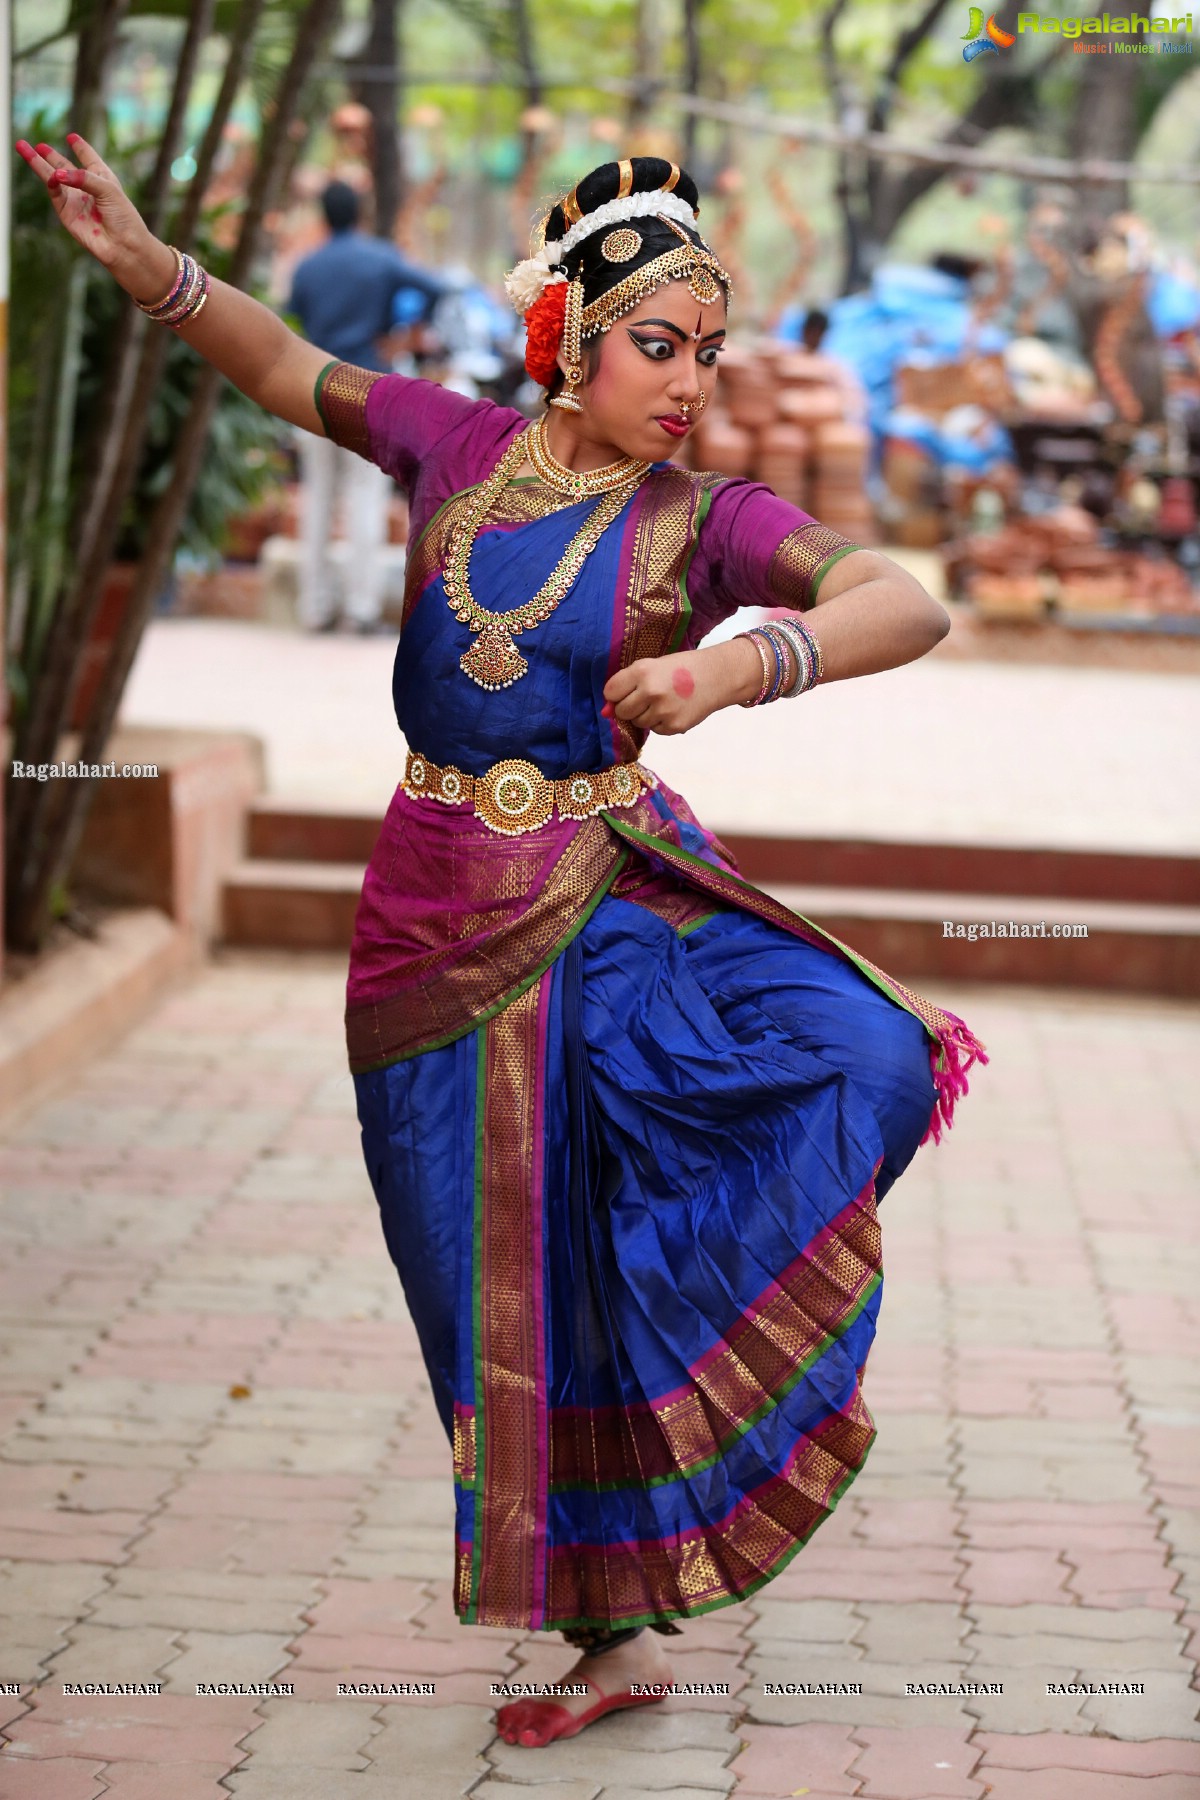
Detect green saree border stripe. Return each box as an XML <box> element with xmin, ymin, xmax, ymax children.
<box><xmin>539</xmin><ymin>1427</ymin><xmax>876</xmax><ymax>1635</ymax></box>
<box><xmin>347</xmin><ymin>848</ymin><xmax>631</xmax><ymax>1074</ymax></box>
<box><xmin>463</xmin><ymin>1026</ymin><xmax>488</xmax><ymax>1622</ymax></box>
<box><xmin>547</xmin><ymin>1268</ymin><xmax>881</xmax><ymax>1495</ymax></box>
<box><xmin>312</xmin><ymin>358</ymin><xmax>340</xmax><ymax>434</ymax></box>
<box><xmin>676</xmin><ymin>909</ymin><xmax>717</xmax><ymax>940</ymax></box>
<box><xmin>666</xmin><ymin>477</ymin><xmax>718</xmax><ymax>654</ymax></box>
<box><xmin>810</xmin><ymin>541</ymin><xmax>860</xmax><ymax>600</ymax></box>
<box><xmin>599</xmin><ymin>812</ymin><xmax>940</xmax><ymax>1046</ymax></box>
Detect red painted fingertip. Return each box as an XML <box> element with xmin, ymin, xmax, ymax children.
<box><xmin>35</xmin><ymin>143</ymin><xmax>55</xmax><ymax>157</ymax></box>
<box><xmin>601</xmin><ymin>702</ymin><xmax>614</xmax><ymax>719</ymax></box>
<box><xmin>66</xmin><ymin>132</ymin><xmax>82</xmax><ymax>143</ymax></box>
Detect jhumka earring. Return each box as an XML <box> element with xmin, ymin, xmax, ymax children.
<box><xmin>549</xmin><ymin>277</ymin><xmax>585</xmax><ymax>413</ymax></box>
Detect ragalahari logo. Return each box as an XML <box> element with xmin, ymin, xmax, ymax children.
<box><xmin>962</xmin><ymin>7</ymin><xmax>1018</xmax><ymax>54</ymax></box>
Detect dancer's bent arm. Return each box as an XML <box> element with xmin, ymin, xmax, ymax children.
<box><xmin>17</xmin><ymin>133</ymin><xmax>333</xmax><ymax>436</ymax></box>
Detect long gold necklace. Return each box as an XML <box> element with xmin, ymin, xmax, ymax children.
<box><xmin>445</xmin><ymin>424</ymin><xmax>646</xmax><ymax>690</ymax></box>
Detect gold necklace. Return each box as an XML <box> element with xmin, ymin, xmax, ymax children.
<box><xmin>445</xmin><ymin>426</ymin><xmax>643</xmax><ymax>690</ymax></box>
<box><xmin>527</xmin><ymin>414</ymin><xmax>650</xmax><ymax>497</ymax></box>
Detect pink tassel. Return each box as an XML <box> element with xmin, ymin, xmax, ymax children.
<box><xmin>920</xmin><ymin>1012</ymin><xmax>990</xmax><ymax>1147</ymax></box>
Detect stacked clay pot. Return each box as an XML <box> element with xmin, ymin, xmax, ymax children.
<box><xmin>684</xmin><ymin>345</ymin><xmax>876</xmax><ymax>540</ymax></box>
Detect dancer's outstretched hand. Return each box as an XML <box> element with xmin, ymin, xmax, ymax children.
<box><xmin>15</xmin><ymin>133</ymin><xmax>159</xmax><ymax>282</ymax></box>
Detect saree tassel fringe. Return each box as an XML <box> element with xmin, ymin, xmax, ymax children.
<box><xmin>921</xmin><ymin>1014</ymin><xmax>990</xmax><ymax>1147</ymax></box>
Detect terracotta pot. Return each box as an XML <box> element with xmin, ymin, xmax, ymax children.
<box><xmin>691</xmin><ymin>417</ymin><xmax>754</xmax><ymax>478</ymax></box>
<box><xmin>777</xmin><ymin>385</ymin><xmax>844</xmax><ymax>428</ymax></box>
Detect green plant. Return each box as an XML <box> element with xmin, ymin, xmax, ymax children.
<box><xmin>69</xmin><ymin>205</ymin><xmax>289</xmax><ymax>568</ymax></box>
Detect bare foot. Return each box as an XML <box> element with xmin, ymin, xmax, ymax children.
<box><xmin>495</xmin><ymin>1630</ymin><xmax>674</xmax><ymax>1747</ymax></box>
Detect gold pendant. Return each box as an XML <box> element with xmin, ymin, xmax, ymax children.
<box><xmin>459</xmin><ymin>620</ymin><xmax>529</xmax><ymax>690</ymax></box>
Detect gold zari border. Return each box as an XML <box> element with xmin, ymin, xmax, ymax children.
<box><xmin>316</xmin><ymin>361</ymin><xmax>382</xmax><ymax>460</ymax></box>
<box><xmin>472</xmin><ymin>977</ymin><xmax>546</xmax><ymax>1628</ymax></box>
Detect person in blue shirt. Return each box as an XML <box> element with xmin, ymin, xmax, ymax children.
<box><xmin>287</xmin><ymin>181</ymin><xmax>446</xmax><ymax>632</ymax></box>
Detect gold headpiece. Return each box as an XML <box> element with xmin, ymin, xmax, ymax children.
<box><xmin>580</xmin><ymin>218</ymin><xmax>732</xmax><ymax>339</ymax></box>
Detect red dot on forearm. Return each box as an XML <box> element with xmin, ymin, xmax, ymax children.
<box><xmin>672</xmin><ymin>667</ymin><xmax>696</xmax><ymax>698</ymax></box>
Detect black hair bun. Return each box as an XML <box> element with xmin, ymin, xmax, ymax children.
<box><xmin>544</xmin><ymin>157</ymin><xmax>700</xmax><ymax>245</ymax></box>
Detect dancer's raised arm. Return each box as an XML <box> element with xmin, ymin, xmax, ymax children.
<box><xmin>16</xmin><ymin>132</ymin><xmax>333</xmax><ymax>436</ymax></box>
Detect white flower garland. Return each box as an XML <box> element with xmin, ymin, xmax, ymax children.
<box><xmin>503</xmin><ymin>251</ymin><xmax>567</xmax><ymax>315</ymax></box>
<box><xmin>550</xmin><ymin>190</ymin><xmax>697</xmax><ymax>261</ymax></box>
<box><xmin>502</xmin><ymin>188</ymin><xmax>700</xmax><ymax>316</ymax></box>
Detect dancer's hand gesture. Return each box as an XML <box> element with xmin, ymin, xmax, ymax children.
<box><xmin>15</xmin><ymin>133</ymin><xmax>161</xmax><ymax>286</ymax></box>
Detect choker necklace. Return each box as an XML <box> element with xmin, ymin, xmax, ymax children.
<box><xmin>527</xmin><ymin>414</ymin><xmax>650</xmax><ymax>498</ymax></box>
<box><xmin>445</xmin><ymin>425</ymin><xmax>646</xmax><ymax>690</ymax></box>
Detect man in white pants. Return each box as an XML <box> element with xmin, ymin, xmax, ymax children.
<box><xmin>287</xmin><ymin>181</ymin><xmax>445</xmax><ymax>633</ymax></box>
<box><xmin>295</xmin><ymin>428</ymin><xmax>391</xmax><ymax>632</ymax></box>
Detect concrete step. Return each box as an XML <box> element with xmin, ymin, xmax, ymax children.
<box><xmin>220</xmin><ymin>853</ymin><xmax>1200</xmax><ymax>995</ymax></box>
<box><xmin>245</xmin><ymin>799</ymin><xmax>1200</xmax><ymax>907</ymax></box>
<box><xmin>221</xmin><ymin>859</ymin><xmax>362</xmax><ymax>950</ymax></box>
<box><xmin>765</xmin><ymin>883</ymin><xmax>1200</xmax><ymax>1000</ymax></box>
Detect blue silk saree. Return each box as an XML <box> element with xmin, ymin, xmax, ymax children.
<box><xmin>318</xmin><ymin>363</ymin><xmax>987</xmax><ymax>1633</ymax></box>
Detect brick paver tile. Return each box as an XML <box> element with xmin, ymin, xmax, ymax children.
<box><xmin>975</xmin><ymin>1773</ymin><xmax>1198</xmax><ymax>1800</ymax></box>
<box><xmin>224</xmin><ymin>1774</ymin><xmax>479</xmax><ymax>1800</ymax></box>
<box><xmin>471</xmin><ymin>1784</ymin><xmax>600</xmax><ymax>1800</ymax></box>
<box><xmin>1080</xmin><ymin>1674</ymin><xmax>1200</xmax><ymax>1740</ymax></box>
<box><xmin>853</xmin><ymin>1603</ymin><xmax>969</xmax><ymax>1664</ymax></box>
<box><xmin>960</xmin><ymin>1549</ymin><xmax>1072</xmax><ymax>1605</ymax></box>
<box><xmin>235</xmin><ymin>1700</ymin><xmax>382</xmax><ymax>1769</ymax></box>
<box><xmin>727</xmin><ymin>1722</ymin><xmax>860</xmax><ymax>1794</ymax></box>
<box><xmin>3</xmin><ymin>1691</ymin><xmax>259</xmax><ymax>1765</ymax></box>
<box><xmin>88</xmin><ymin>1759</ymin><xmax>232</xmax><ymax>1797</ymax></box>
<box><xmin>41</xmin><ymin>1624</ymin><xmax>185</xmax><ymax>1685</ymax></box>
<box><xmin>0</xmin><ymin>1756</ymin><xmax>107</xmax><ymax>1798</ymax></box>
<box><xmin>849</xmin><ymin>1725</ymin><xmax>984</xmax><ymax>1798</ymax></box>
<box><xmin>486</xmin><ymin>1738</ymin><xmax>735</xmax><ymax>1791</ymax></box>
<box><xmin>956</xmin><ymin>1665</ymin><xmax>1092</xmax><ymax>1734</ymax></box>
<box><xmin>967</xmin><ymin>1603</ymin><xmax>1185</xmax><ymax>1643</ymax></box>
<box><xmin>85</xmin><ymin>1568</ymin><xmax>317</xmax><ymax>1636</ymax></box>
<box><xmin>748</xmin><ymin>1601</ymin><xmax>863</xmax><ymax>1647</ymax></box>
<box><xmin>975</xmin><ymin>1732</ymin><xmax>1200</xmax><ymax>1775</ymax></box>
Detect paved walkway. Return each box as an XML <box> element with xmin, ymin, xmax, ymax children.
<box><xmin>121</xmin><ymin>617</ymin><xmax>1199</xmax><ymax>852</ymax></box>
<box><xmin>1</xmin><ymin>953</ymin><xmax>1198</xmax><ymax>1797</ymax></box>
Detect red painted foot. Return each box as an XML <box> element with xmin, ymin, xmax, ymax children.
<box><xmin>495</xmin><ymin>1682</ymin><xmax>665</xmax><ymax>1747</ymax></box>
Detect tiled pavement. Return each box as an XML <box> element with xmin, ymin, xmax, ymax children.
<box><xmin>1</xmin><ymin>954</ymin><xmax>1198</xmax><ymax>1799</ymax></box>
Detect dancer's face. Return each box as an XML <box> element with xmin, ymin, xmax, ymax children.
<box><xmin>573</xmin><ymin>281</ymin><xmax>727</xmax><ymax>462</ymax></box>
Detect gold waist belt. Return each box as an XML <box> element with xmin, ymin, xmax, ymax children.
<box><xmin>402</xmin><ymin>748</ymin><xmax>656</xmax><ymax>838</ymax></box>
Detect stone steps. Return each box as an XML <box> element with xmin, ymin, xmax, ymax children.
<box><xmin>220</xmin><ymin>803</ymin><xmax>1200</xmax><ymax>994</ymax></box>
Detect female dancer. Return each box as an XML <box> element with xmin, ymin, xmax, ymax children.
<box><xmin>19</xmin><ymin>139</ymin><xmax>986</xmax><ymax>1749</ymax></box>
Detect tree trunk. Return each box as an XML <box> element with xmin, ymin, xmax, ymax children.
<box><xmin>1066</xmin><ymin>47</ymin><xmax>1138</xmax><ymax>225</ymax></box>
<box><xmin>353</xmin><ymin>0</ymin><xmax>404</xmax><ymax>238</ymax></box>
<box><xmin>6</xmin><ymin>0</ymin><xmax>242</xmax><ymax>901</ymax></box>
<box><xmin>6</xmin><ymin>0</ymin><xmax>340</xmax><ymax>952</ymax></box>
<box><xmin>681</xmin><ymin>0</ymin><xmax>705</xmax><ymax>167</ymax></box>
<box><xmin>70</xmin><ymin>0</ymin><xmax>131</xmax><ymax>145</ymax></box>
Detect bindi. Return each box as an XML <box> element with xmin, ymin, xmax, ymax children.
<box><xmin>672</xmin><ymin>666</ymin><xmax>696</xmax><ymax>699</ymax></box>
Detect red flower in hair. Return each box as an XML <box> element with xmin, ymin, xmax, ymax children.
<box><xmin>523</xmin><ymin>280</ymin><xmax>568</xmax><ymax>388</ymax></box>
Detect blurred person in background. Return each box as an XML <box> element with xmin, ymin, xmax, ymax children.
<box><xmin>795</xmin><ymin>305</ymin><xmax>869</xmax><ymax>426</ymax></box>
<box><xmin>287</xmin><ymin>179</ymin><xmax>446</xmax><ymax>632</ymax></box>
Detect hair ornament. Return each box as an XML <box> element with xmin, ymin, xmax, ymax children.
<box><xmin>551</xmin><ymin>189</ymin><xmax>698</xmax><ymax>261</ymax></box>
<box><xmin>601</xmin><ymin>228</ymin><xmax>642</xmax><ymax>263</ymax></box>
<box><xmin>504</xmin><ymin>249</ymin><xmax>567</xmax><ymax>315</ymax></box>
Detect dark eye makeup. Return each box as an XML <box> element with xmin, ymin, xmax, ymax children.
<box><xmin>627</xmin><ymin>329</ymin><xmax>724</xmax><ymax>366</ymax></box>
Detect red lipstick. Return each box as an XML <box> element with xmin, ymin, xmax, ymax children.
<box><xmin>656</xmin><ymin>415</ymin><xmax>690</xmax><ymax>439</ymax></box>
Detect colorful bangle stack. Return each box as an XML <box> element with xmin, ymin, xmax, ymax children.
<box><xmin>134</xmin><ymin>246</ymin><xmax>210</xmax><ymax>329</ymax></box>
<box><xmin>736</xmin><ymin>616</ymin><xmax>824</xmax><ymax>707</ymax></box>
